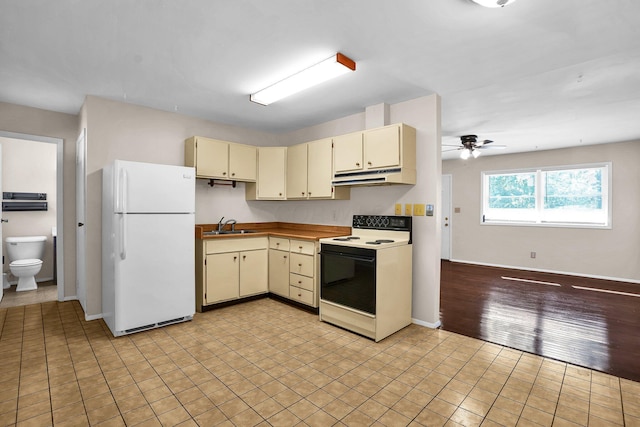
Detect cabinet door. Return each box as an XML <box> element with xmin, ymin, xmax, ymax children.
<box><xmin>333</xmin><ymin>132</ymin><xmax>363</xmax><ymax>173</ymax></box>
<box><xmin>307</xmin><ymin>138</ymin><xmax>333</xmax><ymax>198</ymax></box>
<box><xmin>205</xmin><ymin>252</ymin><xmax>239</xmax><ymax>303</ymax></box>
<box><xmin>257</xmin><ymin>147</ymin><xmax>286</xmax><ymax>199</ymax></box>
<box><xmin>364</xmin><ymin>125</ymin><xmax>400</xmax><ymax>170</ymax></box>
<box><xmin>196</xmin><ymin>137</ymin><xmax>229</xmax><ymax>178</ymax></box>
<box><xmin>268</xmin><ymin>249</ymin><xmax>289</xmax><ymax>297</ymax></box>
<box><xmin>239</xmin><ymin>249</ymin><xmax>268</xmax><ymax>297</ymax></box>
<box><xmin>286</xmin><ymin>143</ymin><xmax>308</xmax><ymax>199</ymax></box>
<box><xmin>229</xmin><ymin>143</ymin><xmax>257</xmax><ymax>181</ymax></box>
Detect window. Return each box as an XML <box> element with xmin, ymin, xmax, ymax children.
<box><xmin>482</xmin><ymin>163</ymin><xmax>611</xmax><ymax>228</ymax></box>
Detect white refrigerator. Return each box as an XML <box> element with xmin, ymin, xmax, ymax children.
<box><xmin>102</xmin><ymin>160</ymin><xmax>196</xmax><ymax>337</ymax></box>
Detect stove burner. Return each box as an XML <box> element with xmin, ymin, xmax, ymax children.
<box><xmin>333</xmin><ymin>236</ymin><xmax>361</xmax><ymax>241</ymax></box>
<box><xmin>376</xmin><ymin>239</ymin><xmax>394</xmax><ymax>243</ymax></box>
<box><xmin>366</xmin><ymin>241</ymin><xmax>381</xmax><ymax>245</ymax></box>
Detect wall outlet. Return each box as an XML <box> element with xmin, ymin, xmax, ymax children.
<box><xmin>413</xmin><ymin>204</ymin><xmax>426</xmax><ymax>216</ymax></box>
<box><xmin>530</xmin><ymin>252</ymin><xmax>536</xmax><ymax>259</ymax></box>
<box><xmin>405</xmin><ymin>204</ymin><xmax>412</xmax><ymax>216</ymax></box>
<box><xmin>395</xmin><ymin>203</ymin><xmax>402</xmax><ymax>215</ymax></box>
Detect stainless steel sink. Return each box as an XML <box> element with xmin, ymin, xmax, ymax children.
<box><xmin>203</xmin><ymin>230</ymin><xmax>257</xmax><ymax>236</ymax></box>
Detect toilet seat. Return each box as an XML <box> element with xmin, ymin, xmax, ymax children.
<box><xmin>10</xmin><ymin>259</ymin><xmax>43</xmax><ymax>267</ymax></box>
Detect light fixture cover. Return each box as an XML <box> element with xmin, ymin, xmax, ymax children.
<box><xmin>472</xmin><ymin>149</ymin><xmax>481</xmax><ymax>158</ymax></box>
<box><xmin>470</xmin><ymin>0</ymin><xmax>517</xmax><ymax>7</ymax></box>
<box><xmin>460</xmin><ymin>148</ymin><xmax>471</xmax><ymax>160</ymax></box>
<box><xmin>250</xmin><ymin>53</ymin><xmax>356</xmax><ymax>106</ymax></box>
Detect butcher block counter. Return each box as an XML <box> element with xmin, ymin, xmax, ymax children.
<box><xmin>194</xmin><ymin>222</ymin><xmax>351</xmax><ymax>312</ymax></box>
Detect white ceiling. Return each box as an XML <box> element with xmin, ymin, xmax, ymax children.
<box><xmin>2</xmin><ymin>0</ymin><xmax>639</xmax><ymax>159</ymax></box>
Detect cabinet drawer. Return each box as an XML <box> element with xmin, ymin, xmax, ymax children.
<box><xmin>290</xmin><ymin>239</ymin><xmax>316</xmax><ymax>255</ymax></box>
<box><xmin>269</xmin><ymin>237</ymin><xmax>290</xmax><ymax>251</ymax></box>
<box><xmin>206</xmin><ymin>237</ymin><xmax>267</xmax><ymax>254</ymax></box>
<box><xmin>289</xmin><ymin>285</ymin><xmax>314</xmax><ymax>306</ymax></box>
<box><xmin>290</xmin><ymin>253</ymin><xmax>314</xmax><ymax>277</ymax></box>
<box><xmin>289</xmin><ymin>273</ymin><xmax>314</xmax><ymax>292</ymax></box>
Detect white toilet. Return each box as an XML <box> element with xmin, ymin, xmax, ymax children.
<box><xmin>5</xmin><ymin>236</ymin><xmax>47</xmax><ymax>292</ymax></box>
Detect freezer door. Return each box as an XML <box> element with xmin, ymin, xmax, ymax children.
<box><xmin>113</xmin><ymin>160</ymin><xmax>195</xmax><ymax>214</ymax></box>
<box><xmin>113</xmin><ymin>213</ymin><xmax>195</xmax><ymax>332</ymax></box>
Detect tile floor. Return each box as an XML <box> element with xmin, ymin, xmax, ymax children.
<box><xmin>0</xmin><ymin>298</ymin><xmax>638</xmax><ymax>427</ymax></box>
<box><xmin>0</xmin><ymin>281</ymin><xmax>57</xmax><ymax>309</ymax></box>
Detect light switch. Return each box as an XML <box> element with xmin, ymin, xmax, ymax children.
<box><xmin>395</xmin><ymin>203</ymin><xmax>402</xmax><ymax>215</ymax></box>
<box><xmin>405</xmin><ymin>204</ymin><xmax>412</xmax><ymax>216</ymax></box>
<box><xmin>413</xmin><ymin>204</ymin><xmax>426</xmax><ymax>216</ymax></box>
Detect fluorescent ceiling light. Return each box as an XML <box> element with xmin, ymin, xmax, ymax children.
<box><xmin>470</xmin><ymin>0</ymin><xmax>517</xmax><ymax>7</ymax></box>
<box><xmin>250</xmin><ymin>53</ymin><xmax>356</xmax><ymax>106</ymax></box>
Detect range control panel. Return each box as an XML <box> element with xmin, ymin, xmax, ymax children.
<box><xmin>352</xmin><ymin>215</ymin><xmax>412</xmax><ymax>232</ymax></box>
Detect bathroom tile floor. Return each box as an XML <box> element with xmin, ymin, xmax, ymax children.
<box><xmin>0</xmin><ymin>281</ymin><xmax>57</xmax><ymax>309</ymax></box>
<box><xmin>0</xmin><ymin>298</ymin><xmax>639</xmax><ymax>426</ymax></box>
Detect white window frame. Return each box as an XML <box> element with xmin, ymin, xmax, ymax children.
<box><xmin>481</xmin><ymin>162</ymin><xmax>612</xmax><ymax>229</ymax></box>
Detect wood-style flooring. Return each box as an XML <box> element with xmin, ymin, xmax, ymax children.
<box><xmin>440</xmin><ymin>261</ymin><xmax>640</xmax><ymax>383</ymax></box>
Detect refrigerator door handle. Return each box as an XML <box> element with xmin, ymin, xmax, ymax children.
<box><xmin>120</xmin><ymin>213</ymin><xmax>127</xmax><ymax>260</ymax></box>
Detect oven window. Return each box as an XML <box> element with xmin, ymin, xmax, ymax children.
<box><xmin>320</xmin><ymin>245</ymin><xmax>376</xmax><ymax>315</ymax></box>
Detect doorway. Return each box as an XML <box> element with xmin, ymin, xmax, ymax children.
<box><xmin>0</xmin><ymin>131</ymin><xmax>64</xmax><ymax>305</ymax></box>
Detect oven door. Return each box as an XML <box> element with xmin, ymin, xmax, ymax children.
<box><xmin>320</xmin><ymin>244</ymin><xmax>376</xmax><ymax>315</ymax></box>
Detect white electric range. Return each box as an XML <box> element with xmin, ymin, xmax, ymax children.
<box><xmin>318</xmin><ymin>215</ymin><xmax>413</xmax><ymax>342</ymax></box>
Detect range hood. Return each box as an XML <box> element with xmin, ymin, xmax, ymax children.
<box><xmin>332</xmin><ymin>167</ymin><xmax>416</xmax><ymax>186</ymax></box>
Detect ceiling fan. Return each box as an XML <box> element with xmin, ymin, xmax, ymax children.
<box><xmin>443</xmin><ymin>135</ymin><xmax>506</xmax><ymax>159</ymax></box>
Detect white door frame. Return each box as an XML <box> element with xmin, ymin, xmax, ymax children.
<box><xmin>76</xmin><ymin>129</ymin><xmax>87</xmax><ymax>312</ymax></box>
<box><xmin>0</xmin><ymin>131</ymin><xmax>65</xmax><ymax>301</ymax></box>
<box><xmin>441</xmin><ymin>174</ymin><xmax>452</xmax><ymax>260</ymax></box>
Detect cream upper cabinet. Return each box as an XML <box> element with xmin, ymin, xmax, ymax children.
<box><xmin>285</xmin><ymin>139</ymin><xmax>349</xmax><ymax>200</ymax></box>
<box><xmin>185</xmin><ymin>136</ymin><xmax>256</xmax><ymax>181</ymax></box>
<box><xmin>246</xmin><ymin>147</ymin><xmax>286</xmax><ymax>200</ymax></box>
<box><xmin>364</xmin><ymin>125</ymin><xmax>401</xmax><ymax>170</ymax></box>
<box><xmin>229</xmin><ymin>143</ymin><xmax>257</xmax><ymax>181</ymax></box>
<box><xmin>307</xmin><ymin>138</ymin><xmax>334</xmax><ymax>199</ymax></box>
<box><xmin>286</xmin><ymin>143</ymin><xmax>308</xmax><ymax>199</ymax></box>
<box><xmin>333</xmin><ymin>132</ymin><xmax>364</xmax><ymax>173</ymax></box>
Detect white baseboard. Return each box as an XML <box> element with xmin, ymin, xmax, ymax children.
<box><xmin>85</xmin><ymin>313</ymin><xmax>103</xmax><ymax>321</ymax></box>
<box><xmin>449</xmin><ymin>259</ymin><xmax>640</xmax><ymax>285</ymax></box>
<box><xmin>63</xmin><ymin>295</ymin><xmax>77</xmax><ymax>301</ymax></box>
<box><xmin>412</xmin><ymin>318</ymin><xmax>441</xmax><ymax>329</ymax></box>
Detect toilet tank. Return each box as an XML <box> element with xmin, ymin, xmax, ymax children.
<box><xmin>5</xmin><ymin>236</ymin><xmax>47</xmax><ymax>261</ymax></box>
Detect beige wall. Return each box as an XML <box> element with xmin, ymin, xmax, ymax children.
<box><xmin>81</xmin><ymin>94</ymin><xmax>443</xmax><ymax>326</ymax></box>
<box><xmin>442</xmin><ymin>140</ymin><xmax>640</xmax><ymax>282</ymax></box>
<box><xmin>0</xmin><ymin>102</ymin><xmax>78</xmax><ymax>299</ymax></box>
<box><xmin>1</xmin><ymin>137</ymin><xmax>57</xmax><ymax>281</ymax></box>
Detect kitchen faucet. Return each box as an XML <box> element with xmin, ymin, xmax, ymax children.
<box><xmin>218</xmin><ymin>216</ymin><xmax>237</xmax><ymax>232</ymax></box>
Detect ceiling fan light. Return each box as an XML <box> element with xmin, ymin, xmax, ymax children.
<box><xmin>460</xmin><ymin>148</ymin><xmax>471</xmax><ymax>160</ymax></box>
<box><xmin>472</xmin><ymin>149</ymin><xmax>481</xmax><ymax>158</ymax></box>
<box><xmin>469</xmin><ymin>0</ymin><xmax>517</xmax><ymax>7</ymax></box>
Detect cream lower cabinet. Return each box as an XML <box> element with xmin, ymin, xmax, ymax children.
<box><xmin>195</xmin><ymin>237</ymin><xmax>268</xmax><ymax>310</ymax></box>
<box><xmin>268</xmin><ymin>237</ymin><xmax>290</xmax><ymax>297</ymax></box>
<box><xmin>268</xmin><ymin>237</ymin><xmax>319</xmax><ymax>307</ymax></box>
<box><xmin>289</xmin><ymin>239</ymin><xmax>317</xmax><ymax>307</ymax></box>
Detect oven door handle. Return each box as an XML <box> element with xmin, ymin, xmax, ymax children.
<box><xmin>320</xmin><ymin>252</ymin><xmax>376</xmax><ymax>263</ymax></box>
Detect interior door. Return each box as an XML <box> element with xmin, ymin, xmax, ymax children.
<box><xmin>0</xmin><ymin>146</ymin><xmax>3</xmax><ymax>301</ymax></box>
<box><xmin>76</xmin><ymin>129</ymin><xmax>87</xmax><ymax>311</ymax></box>
<box><xmin>441</xmin><ymin>174</ymin><xmax>452</xmax><ymax>260</ymax></box>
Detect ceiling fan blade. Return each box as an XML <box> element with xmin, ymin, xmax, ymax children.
<box><xmin>474</xmin><ymin>139</ymin><xmax>493</xmax><ymax>147</ymax></box>
<box><xmin>479</xmin><ymin>145</ymin><xmax>506</xmax><ymax>149</ymax></box>
<box><xmin>442</xmin><ymin>148</ymin><xmax>461</xmax><ymax>152</ymax></box>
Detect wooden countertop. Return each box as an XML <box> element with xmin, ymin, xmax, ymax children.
<box><xmin>195</xmin><ymin>222</ymin><xmax>351</xmax><ymax>241</ymax></box>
